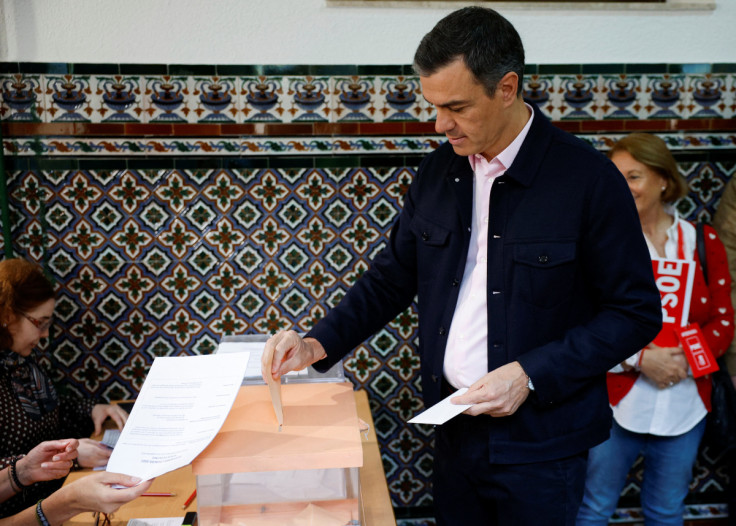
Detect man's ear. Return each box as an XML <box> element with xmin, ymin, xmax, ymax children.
<box><xmin>498</xmin><ymin>71</ymin><xmax>520</xmax><ymax>104</ymax></box>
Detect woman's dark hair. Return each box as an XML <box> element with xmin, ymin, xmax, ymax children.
<box><xmin>413</xmin><ymin>6</ymin><xmax>525</xmax><ymax>98</ymax></box>
<box><xmin>0</xmin><ymin>258</ymin><xmax>56</xmax><ymax>349</ymax></box>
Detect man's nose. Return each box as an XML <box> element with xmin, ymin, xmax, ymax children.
<box><xmin>434</xmin><ymin>108</ymin><xmax>454</xmax><ymax>135</ymax></box>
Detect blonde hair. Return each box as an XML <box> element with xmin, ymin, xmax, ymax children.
<box><xmin>608</xmin><ymin>133</ymin><xmax>688</xmax><ymax>204</ymax></box>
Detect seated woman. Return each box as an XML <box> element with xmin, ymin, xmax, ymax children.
<box><xmin>577</xmin><ymin>133</ymin><xmax>735</xmax><ymax>525</ymax></box>
<box><xmin>1</xmin><ymin>439</ymin><xmax>151</xmax><ymax>525</ymax></box>
<box><xmin>0</xmin><ymin>258</ymin><xmax>129</xmax><ymax>517</ymax></box>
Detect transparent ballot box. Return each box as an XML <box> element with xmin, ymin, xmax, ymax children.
<box><xmin>217</xmin><ymin>334</ymin><xmax>346</xmax><ymax>386</ymax></box>
<box><xmin>192</xmin><ymin>381</ymin><xmax>364</xmax><ymax>525</ymax></box>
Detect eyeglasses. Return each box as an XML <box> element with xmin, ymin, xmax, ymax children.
<box><xmin>20</xmin><ymin>312</ymin><xmax>53</xmax><ymax>332</ymax></box>
<box><xmin>94</xmin><ymin>512</ymin><xmax>112</xmax><ymax>526</ymax></box>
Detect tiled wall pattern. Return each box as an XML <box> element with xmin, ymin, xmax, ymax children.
<box><xmin>2</xmin><ymin>68</ymin><xmax>736</xmax><ymax>124</ymax></box>
<box><xmin>2</xmin><ymin>63</ymin><xmax>736</xmax><ymax>516</ymax></box>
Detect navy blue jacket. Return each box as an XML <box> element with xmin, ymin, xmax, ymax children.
<box><xmin>309</xmin><ymin>106</ymin><xmax>662</xmax><ymax>463</ymax></box>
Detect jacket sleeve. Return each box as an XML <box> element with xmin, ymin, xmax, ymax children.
<box><xmin>307</xmin><ymin>159</ymin><xmax>425</xmax><ymax>369</ymax></box>
<box><xmin>700</xmin><ymin>224</ymin><xmax>735</xmax><ymax>358</ymax></box>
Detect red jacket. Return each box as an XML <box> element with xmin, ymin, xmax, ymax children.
<box><xmin>607</xmin><ymin>223</ymin><xmax>735</xmax><ymax>410</ymax></box>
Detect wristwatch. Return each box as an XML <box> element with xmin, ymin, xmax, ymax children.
<box><xmin>526</xmin><ymin>375</ymin><xmax>535</xmax><ymax>391</ymax></box>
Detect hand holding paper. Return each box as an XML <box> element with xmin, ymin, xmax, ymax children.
<box><xmin>452</xmin><ymin>361</ymin><xmax>531</xmax><ymax>417</ymax></box>
<box><xmin>261</xmin><ymin>330</ymin><xmax>327</xmax><ymax>380</ymax></box>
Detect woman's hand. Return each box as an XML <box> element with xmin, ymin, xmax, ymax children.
<box><xmin>68</xmin><ymin>472</ymin><xmax>153</xmax><ymax>514</ymax></box>
<box><xmin>77</xmin><ymin>438</ymin><xmax>112</xmax><ymax>469</ymax></box>
<box><xmin>91</xmin><ymin>403</ymin><xmax>128</xmax><ymax>436</ymax></box>
<box><xmin>43</xmin><ymin>472</ymin><xmax>154</xmax><ymax>519</ymax></box>
<box><xmin>16</xmin><ymin>439</ymin><xmax>79</xmax><ymax>485</ymax></box>
<box><xmin>640</xmin><ymin>343</ymin><xmax>689</xmax><ymax>389</ymax></box>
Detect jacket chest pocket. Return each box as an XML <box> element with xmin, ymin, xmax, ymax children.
<box><xmin>410</xmin><ymin>214</ymin><xmax>451</xmax><ymax>282</ymax></box>
<box><xmin>513</xmin><ymin>241</ymin><xmax>577</xmax><ymax>309</ymax></box>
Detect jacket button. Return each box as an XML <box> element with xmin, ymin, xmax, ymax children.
<box><xmin>438</xmin><ymin>326</ymin><xmax>446</xmax><ymax>336</ymax></box>
<box><xmin>538</xmin><ymin>255</ymin><xmax>549</xmax><ymax>264</ymax></box>
<box><xmin>422</xmin><ymin>232</ymin><xmax>430</xmax><ymax>241</ymax></box>
<box><xmin>432</xmin><ymin>375</ymin><xmax>439</xmax><ymax>383</ymax></box>
<box><xmin>452</xmin><ymin>279</ymin><xmax>459</xmax><ymax>287</ymax></box>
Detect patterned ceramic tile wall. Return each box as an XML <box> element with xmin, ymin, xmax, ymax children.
<box><xmin>1</xmin><ymin>62</ymin><xmax>735</xmax><ymax>516</ymax></box>
<box><xmin>2</xmin><ymin>158</ymin><xmax>734</xmax><ymax>512</ymax></box>
<box><xmin>2</xmin><ymin>69</ymin><xmax>736</xmax><ymax>124</ymax></box>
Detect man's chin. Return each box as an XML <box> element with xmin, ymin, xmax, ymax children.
<box><xmin>449</xmin><ymin>143</ymin><xmax>474</xmax><ymax>157</ymax></box>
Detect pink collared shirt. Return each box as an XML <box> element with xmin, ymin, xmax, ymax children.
<box><xmin>443</xmin><ymin>105</ymin><xmax>534</xmax><ymax>389</ymax></box>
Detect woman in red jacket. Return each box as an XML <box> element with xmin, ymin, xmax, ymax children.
<box><xmin>577</xmin><ymin>133</ymin><xmax>735</xmax><ymax>525</ymax></box>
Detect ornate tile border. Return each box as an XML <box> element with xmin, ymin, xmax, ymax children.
<box><xmin>2</xmin><ymin>67</ymin><xmax>735</xmax><ymax>125</ymax></box>
<box><xmin>3</xmin><ymin>132</ymin><xmax>735</xmax><ymax>157</ymax></box>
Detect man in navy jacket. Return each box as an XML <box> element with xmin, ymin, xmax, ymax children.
<box><xmin>263</xmin><ymin>7</ymin><xmax>661</xmax><ymax>525</ymax></box>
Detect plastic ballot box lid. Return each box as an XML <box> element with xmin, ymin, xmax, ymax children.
<box><xmin>191</xmin><ymin>381</ymin><xmax>363</xmax><ymax>475</ymax></box>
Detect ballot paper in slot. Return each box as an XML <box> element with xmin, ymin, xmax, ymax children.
<box><xmin>105</xmin><ymin>353</ymin><xmax>249</xmax><ymax>482</ymax></box>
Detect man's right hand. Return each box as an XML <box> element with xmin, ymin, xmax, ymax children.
<box><xmin>261</xmin><ymin>330</ymin><xmax>327</xmax><ymax>381</ymax></box>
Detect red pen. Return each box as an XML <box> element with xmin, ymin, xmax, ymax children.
<box><xmin>182</xmin><ymin>489</ymin><xmax>196</xmax><ymax>509</ymax></box>
<box><xmin>142</xmin><ymin>492</ymin><xmax>176</xmax><ymax>497</ymax></box>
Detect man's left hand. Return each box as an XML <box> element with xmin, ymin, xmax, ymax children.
<box><xmin>450</xmin><ymin>361</ymin><xmax>530</xmax><ymax>417</ymax></box>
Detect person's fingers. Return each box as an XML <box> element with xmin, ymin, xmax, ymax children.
<box><xmin>100</xmin><ymin>472</ymin><xmax>142</xmax><ymax>487</ymax></box>
<box><xmin>462</xmin><ymin>402</ymin><xmax>492</xmax><ymax>416</ymax></box>
<box><xmin>272</xmin><ymin>332</ymin><xmax>295</xmax><ymax>375</ymax></box>
<box><xmin>108</xmin><ymin>409</ymin><xmax>126</xmax><ymax>430</ymax></box>
<box><xmin>449</xmin><ymin>389</ymin><xmax>477</xmax><ymax>405</ymax></box>
<box><xmin>129</xmin><ymin>478</ymin><xmax>154</xmax><ymax>496</ymax></box>
<box><xmin>50</xmin><ymin>448</ymin><xmax>78</xmax><ymax>462</ymax></box>
<box><xmin>63</xmin><ymin>438</ymin><xmax>80</xmax><ymax>452</ymax></box>
<box><xmin>38</xmin><ymin>461</ymin><xmax>73</xmax><ymax>476</ymax></box>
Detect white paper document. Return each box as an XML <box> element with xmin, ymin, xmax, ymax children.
<box><xmin>106</xmin><ymin>353</ymin><xmax>249</xmax><ymax>481</ymax></box>
<box><xmin>408</xmin><ymin>387</ymin><xmax>471</xmax><ymax>425</ymax></box>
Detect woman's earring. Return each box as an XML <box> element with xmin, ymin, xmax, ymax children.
<box><xmin>661</xmin><ymin>186</ymin><xmax>666</xmax><ymax>192</ymax></box>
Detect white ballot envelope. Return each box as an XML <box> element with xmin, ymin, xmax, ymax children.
<box><xmin>408</xmin><ymin>387</ymin><xmax>471</xmax><ymax>425</ymax></box>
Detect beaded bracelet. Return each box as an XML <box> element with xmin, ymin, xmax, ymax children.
<box><xmin>10</xmin><ymin>457</ymin><xmax>28</xmax><ymax>492</ymax></box>
<box><xmin>7</xmin><ymin>464</ymin><xmax>19</xmax><ymax>493</ymax></box>
<box><xmin>36</xmin><ymin>499</ymin><xmax>50</xmax><ymax>526</ymax></box>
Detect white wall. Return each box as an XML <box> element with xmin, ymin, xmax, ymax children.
<box><xmin>0</xmin><ymin>0</ymin><xmax>734</xmax><ymax>66</ymax></box>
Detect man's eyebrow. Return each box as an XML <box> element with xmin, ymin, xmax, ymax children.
<box><xmin>429</xmin><ymin>99</ymin><xmax>470</xmax><ymax>109</ymax></box>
